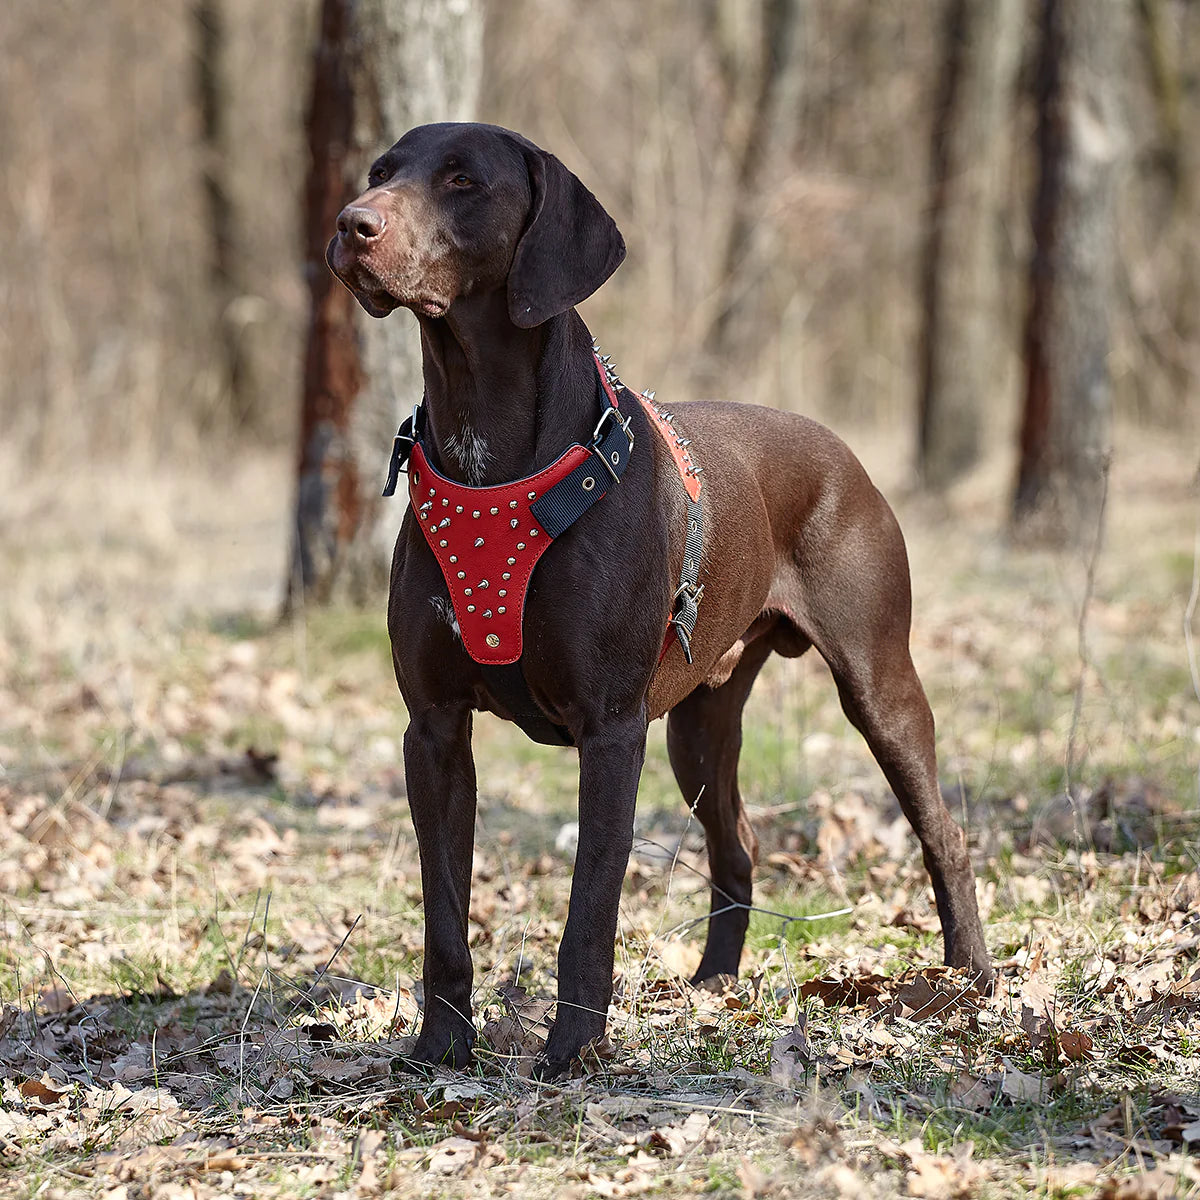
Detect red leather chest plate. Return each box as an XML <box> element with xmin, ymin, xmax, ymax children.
<box><xmin>409</xmin><ymin>442</ymin><xmax>592</xmax><ymax>665</ymax></box>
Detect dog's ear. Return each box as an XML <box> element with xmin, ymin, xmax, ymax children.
<box><xmin>506</xmin><ymin>141</ymin><xmax>626</xmax><ymax>329</ymax></box>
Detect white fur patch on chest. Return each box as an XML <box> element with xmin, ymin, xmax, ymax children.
<box><xmin>430</xmin><ymin>595</ymin><xmax>461</xmax><ymax>640</ymax></box>
<box><xmin>443</xmin><ymin>426</ymin><xmax>492</xmax><ymax>485</ymax></box>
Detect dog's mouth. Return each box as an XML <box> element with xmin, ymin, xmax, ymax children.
<box><xmin>326</xmin><ymin>238</ymin><xmax>450</xmax><ymax>320</ymax></box>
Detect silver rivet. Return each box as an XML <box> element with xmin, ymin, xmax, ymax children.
<box><xmin>511</xmin><ymin>518</ymin><xmax>519</xmax><ymax>529</ymax></box>
<box><xmin>497</xmin><ymin>607</ymin><xmax>506</xmax><ymax>616</ymax></box>
<box><xmin>450</xmin><ymin>555</ymin><xmax>457</xmax><ymax>563</ymax></box>
<box><xmin>506</xmin><ymin>558</ymin><xmax>515</xmax><ymax>566</ymax></box>
<box><xmin>475</xmin><ymin>537</ymin><xmax>484</xmax><ymax>548</ymax></box>
<box><xmin>467</xmin><ymin>605</ymin><xmax>475</xmax><ymax>613</ymax></box>
<box><xmin>439</xmin><ymin>539</ymin><xmax>447</xmax><ymax>547</ymax></box>
<box><xmin>457</xmin><ymin>571</ymin><xmax>466</xmax><ymax>579</ymax></box>
<box><xmin>490</xmin><ymin>507</ymin><xmax>499</xmax><ymax>515</ymax></box>
<box><xmin>502</xmin><ymin>574</ymin><xmax>510</xmax><ymax>581</ymax></box>
<box><xmin>478</xmin><ymin>580</ymin><xmax>488</xmax><ymax>589</ymax></box>
<box><xmin>499</xmin><ymin>589</ymin><xmax>507</xmax><ymax>597</ymax></box>
<box><xmin>528</xmin><ymin>492</ymin><xmax>536</xmax><ymax>500</ymax></box>
<box><xmin>456</xmin><ymin>505</ymin><xmax>463</xmax><ymax>513</ymax></box>
<box><xmin>429</xmin><ymin>525</ymin><xmax>437</xmax><ymax>533</ymax></box>
<box><xmin>442</xmin><ymin>498</ymin><xmax>448</xmax><ymax>506</ymax></box>
<box><xmin>473</xmin><ymin>510</ymin><xmax>481</xmax><ymax>519</ymax></box>
<box><xmin>509</xmin><ymin>501</ymin><xmax>518</xmax><ymax>509</ymax></box>
<box><xmin>429</xmin><ymin>488</ymin><xmax>435</xmax><ymax>497</ymax></box>
<box><xmin>530</xmin><ymin>529</ymin><xmax>539</xmax><ymax>537</ymax></box>
<box><xmin>464</xmin><ymin>587</ymin><xmax>472</xmax><ymax>596</ymax></box>
<box><xmin>582</xmin><ymin>477</ymin><xmax>595</xmax><ymax>491</ymax></box>
<box><xmin>486</xmin><ymin>633</ymin><xmax>500</xmax><ymax>648</ymax></box>
<box><xmin>516</xmin><ymin>542</ymin><xmax>525</xmax><ymax>550</ymax></box>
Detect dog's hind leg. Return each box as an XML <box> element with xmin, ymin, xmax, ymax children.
<box><xmin>793</xmin><ymin>493</ymin><xmax>992</xmax><ymax>985</ymax></box>
<box><xmin>666</xmin><ymin>634</ymin><xmax>777</xmax><ymax>985</ymax></box>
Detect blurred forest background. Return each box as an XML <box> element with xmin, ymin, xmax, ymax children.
<box><xmin>2</xmin><ymin>0</ymin><xmax>1197</xmax><ymax>590</ymax></box>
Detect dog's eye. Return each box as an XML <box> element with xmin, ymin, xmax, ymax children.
<box><xmin>450</xmin><ymin>174</ymin><xmax>473</xmax><ymax>188</ymax></box>
<box><xmin>368</xmin><ymin>166</ymin><xmax>389</xmax><ymax>186</ymax></box>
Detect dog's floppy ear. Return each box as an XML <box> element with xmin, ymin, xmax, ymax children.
<box><xmin>506</xmin><ymin>140</ymin><xmax>626</xmax><ymax>329</ymax></box>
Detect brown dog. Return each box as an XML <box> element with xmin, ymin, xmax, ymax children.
<box><xmin>327</xmin><ymin>122</ymin><xmax>990</xmax><ymax>1076</ymax></box>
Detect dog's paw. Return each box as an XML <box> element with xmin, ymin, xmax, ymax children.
<box><xmin>406</xmin><ymin>1027</ymin><xmax>476</xmax><ymax>1071</ymax></box>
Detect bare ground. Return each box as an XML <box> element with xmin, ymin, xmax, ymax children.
<box><xmin>1</xmin><ymin>422</ymin><xmax>1199</xmax><ymax>1199</ymax></box>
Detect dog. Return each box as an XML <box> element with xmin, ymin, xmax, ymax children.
<box><xmin>326</xmin><ymin>122</ymin><xmax>990</xmax><ymax>1076</ymax></box>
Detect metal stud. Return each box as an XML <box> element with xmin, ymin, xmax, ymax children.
<box><xmin>429</xmin><ymin>525</ymin><xmax>436</xmax><ymax>533</ymax></box>
<box><xmin>439</xmin><ymin>517</ymin><xmax>450</xmax><ymax>528</ymax></box>
<box><xmin>473</xmin><ymin>510</ymin><xmax>480</xmax><ymax>518</ymax></box>
<box><xmin>502</xmin><ymin>572</ymin><xmax>510</xmax><ymax>580</ymax></box>
<box><xmin>475</xmin><ymin>537</ymin><xmax>484</xmax><ymax>548</ymax></box>
<box><xmin>490</xmin><ymin>507</ymin><xmax>499</xmax><ymax>515</ymax></box>
<box><xmin>497</xmin><ymin>607</ymin><xmax>506</xmax><ymax>616</ymax></box>
<box><xmin>516</xmin><ymin>542</ymin><xmax>525</xmax><ymax>550</ymax></box>
<box><xmin>457</xmin><ymin>571</ymin><xmax>466</xmax><ymax>579</ymax></box>
<box><xmin>449</xmin><ymin>555</ymin><xmax>457</xmax><ymax>563</ymax></box>
<box><xmin>478</xmin><ymin>580</ymin><xmax>488</xmax><ymax>589</ymax></box>
<box><xmin>483</xmin><ymin>609</ymin><xmax>492</xmax><ymax>618</ymax></box>
<box><xmin>456</xmin><ymin>505</ymin><xmax>463</xmax><ymax>513</ymax></box>
<box><xmin>509</xmin><ymin>500</ymin><xmax>518</xmax><ymax>509</ymax></box>
<box><xmin>464</xmin><ymin>587</ymin><xmax>472</xmax><ymax>596</ymax></box>
<box><xmin>511</xmin><ymin>518</ymin><xmax>519</xmax><ymax>529</ymax></box>
<box><xmin>506</xmin><ymin>557</ymin><xmax>515</xmax><ymax>565</ymax></box>
<box><xmin>530</xmin><ymin>529</ymin><xmax>539</xmax><ymax>536</ymax></box>
<box><xmin>442</xmin><ymin>498</ymin><xmax>449</xmax><ymax>506</ymax></box>
<box><xmin>486</xmin><ymin>633</ymin><xmax>500</xmax><ymax>648</ymax></box>
<box><xmin>527</xmin><ymin>491</ymin><xmax>536</xmax><ymax>500</ymax></box>
<box><xmin>498</xmin><ymin>589</ymin><xmax>507</xmax><ymax>597</ymax></box>
<box><xmin>439</xmin><ymin>539</ymin><xmax>447</xmax><ymax>547</ymax></box>
<box><xmin>429</xmin><ymin>488</ymin><xmax>435</xmax><ymax>497</ymax></box>
<box><xmin>467</xmin><ymin>605</ymin><xmax>475</xmax><ymax>612</ymax></box>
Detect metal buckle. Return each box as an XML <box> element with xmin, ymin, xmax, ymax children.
<box><xmin>392</xmin><ymin>403</ymin><xmax>421</xmax><ymax>474</ymax></box>
<box><xmin>672</xmin><ymin>580</ymin><xmax>704</xmax><ymax>609</ymax></box>
<box><xmin>590</xmin><ymin>406</ymin><xmax>633</xmax><ymax>483</ymax></box>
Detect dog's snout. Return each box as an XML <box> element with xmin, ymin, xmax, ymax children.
<box><xmin>336</xmin><ymin>203</ymin><xmax>385</xmax><ymax>244</ymax></box>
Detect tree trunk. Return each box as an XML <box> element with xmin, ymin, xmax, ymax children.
<box><xmin>289</xmin><ymin>0</ymin><xmax>482</xmax><ymax>610</ymax></box>
<box><xmin>1013</xmin><ymin>0</ymin><xmax>1121</xmax><ymax>543</ymax></box>
<box><xmin>703</xmin><ymin>0</ymin><xmax>805</xmax><ymax>385</ymax></box>
<box><xmin>915</xmin><ymin>0</ymin><xmax>1021</xmax><ymax>490</ymax></box>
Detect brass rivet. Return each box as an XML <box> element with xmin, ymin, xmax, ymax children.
<box><xmin>486</xmin><ymin>633</ymin><xmax>500</xmax><ymax>648</ymax></box>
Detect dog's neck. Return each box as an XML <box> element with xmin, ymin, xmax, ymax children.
<box><xmin>414</xmin><ymin>293</ymin><xmax>601</xmax><ymax>487</ymax></box>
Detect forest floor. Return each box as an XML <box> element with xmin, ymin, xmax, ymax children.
<box><xmin>1</xmin><ymin>422</ymin><xmax>1199</xmax><ymax>1199</ymax></box>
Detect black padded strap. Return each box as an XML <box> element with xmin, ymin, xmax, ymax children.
<box><xmin>530</xmin><ymin>412</ymin><xmax>633</xmax><ymax>538</ymax></box>
<box><xmin>479</xmin><ymin>662</ymin><xmax>575</xmax><ymax>746</ymax></box>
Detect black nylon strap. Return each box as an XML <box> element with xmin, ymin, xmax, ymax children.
<box><xmin>529</xmin><ymin>412</ymin><xmax>633</xmax><ymax>537</ymax></box>
<box><xmin>670</xmin><ymin>489</ymin><xmax>704</xmax><ymax>663</ymax></box>
<box><xmin>479</xmin><ymin>662</ymin><xmax>575</xmax><ymax>746</ymax></box>
<box><xmin>382</xmin><ymin>406</ymin><xmax>424</xmax><ymax>497</ymax></box>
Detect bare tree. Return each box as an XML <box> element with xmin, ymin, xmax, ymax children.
<box><xmin>1013</xmin><ymin>0</ymin><xmax>1121</xmax><ymax>542</ymax></box>
<box><xmin>915</xmin><ymin>0</ymin><xmax>1021</xmax><ymax>490</ymax></box>
<box><xmin>702</xmin><ymin>0</ymin><xmax>805</xmax><ymax>385</ymax></box>
<box><xmin>289</xmin><ymin>0</ymin><xmax>482</xmax><ymax>608</ymax></box>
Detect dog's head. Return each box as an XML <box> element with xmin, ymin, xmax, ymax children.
<box><xmin>326</xmin><ymin>122</ymin><xmax>625</xmax><ymax>327</ymax></box>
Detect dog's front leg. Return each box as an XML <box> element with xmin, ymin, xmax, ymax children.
<box><xmin>404</xmin><ymin>704</ymin><xmax>478</xmax><ymax>1068</ymax></box>
<box><xmin>539</xmin><ymin>710</ymin><xmax>647</xmax><ymax>1076</ymax></box>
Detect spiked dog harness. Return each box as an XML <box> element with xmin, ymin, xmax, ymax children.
<box><xmin>382</xmin><ymin>350</ymin><xmax>704</xmax><ymax>745</ymax></box>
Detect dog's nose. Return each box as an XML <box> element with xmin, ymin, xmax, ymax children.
<box><xmin>336</xmin><ymin>204</ymin><xmax>385</xmax><ymax>244</ymax></box>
